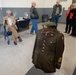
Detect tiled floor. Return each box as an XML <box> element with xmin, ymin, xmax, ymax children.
<box><xmin>0</xmin><ymin>23</ymin><xmax>76</xmax><ymax>75</ymax></box>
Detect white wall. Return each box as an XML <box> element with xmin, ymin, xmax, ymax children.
<box><xmin>0</xmin><ymin>0</ymin><xmax>72</xmax><ymax>9</ymax></box>
<box><xmin>1</xmin><ymin>0</ymin><xmax>45</xmax><ymax>8</ymax></box>
<box><xmin>45</xmin><ymin>0</ymin><xmax>72</xmax><ymax>10</ymax></box>
<box><xmin>0</xmin><ymin>0</ymin><xmax>2</xmax><ymax>7</ymax></box>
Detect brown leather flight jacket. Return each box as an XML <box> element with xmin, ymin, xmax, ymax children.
<box><xmin>32</xmin><ymin>29</ymin><xmax>64</xmax><ymax>73</ymax></box>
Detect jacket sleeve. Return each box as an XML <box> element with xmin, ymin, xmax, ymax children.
<box><xmin>51</xmin><ymin>5</ymin><xmax>55</xmax><ymax>17</ymax></box>
<box><xmin>3</xmin><ymin>17</ymin><xmax>6</xmax><ymax>26</ymax></box>
<box><xmin>55</xmin><ymin>34</ymin><xmax>64</xmax><ymax>69</ymax></box>
<box><xmin>35</xmin><ymin>9</ymin><xmax>39</xmax><ymax>19</ymax></box>
<box><xmin>70</xmin><ymin>8</ymin><xmax>76</xmax><ymax>13</ymax></box>
<box><xmin>30</xmin><ymin>7</ymin><xmax>35</xmax><ymax>18</ymax></box>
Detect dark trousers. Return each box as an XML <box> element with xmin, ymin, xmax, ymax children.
<box><xmin>72</xmin><ymin>27</ymin><xmax>76</xmax><ymax>35</ymax></box>
<box><xmin>71</xmin><ymin>24</ymin><xmax>76</xmax><ymax>36</ymax></box>
<box><xmin>65</xmin><ymin>18</ymin><xmax>70</xmax><ymax>32</ymax></box>
<box><xmin>68</xmin><ymin>19</ymin><xmax>72</xmax><ymax>33</ymax></box>
<box><xmin>71</xmin><ymin>19</ymin><xmax>76</xmax><ymax>36</ymax></box>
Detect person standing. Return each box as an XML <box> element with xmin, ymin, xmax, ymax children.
<box><xmin>30</xmin><ymin>2</ymin><xmax>39</xmax><ymax>34</ymax></box>
<box><xmin>51</xmin><ymin>0</ymin><xmax>62</xmax><ymax>29</ymax></box>
<box><xmin>64</xmin><ymin>4</ymin><xmax>74</xmax><ymax>34</ymax></box>
<box><xmin>70</xmin><ymin>6</ymin><xmax>76</xmax><ymax>36</ymax></box>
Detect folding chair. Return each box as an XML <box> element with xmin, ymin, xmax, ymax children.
<box><xmin>4</xmin><ymin>26</ymin><xmax>12</xmax><ymax>45</ymax></box>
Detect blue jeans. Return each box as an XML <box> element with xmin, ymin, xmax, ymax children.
<box><xmin>52</xmin><ymin>15</ymin><xmax>60</xmax><ymax>28</ymax></box>
<box><xmin>30</xmin><ymin>19</ymin><xmax>38</xmax><ymax>33</ymax></box>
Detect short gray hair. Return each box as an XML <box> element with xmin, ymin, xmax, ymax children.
<box><xmin>6</xmin><ymin>10</ymin><xmax>12</xmax><ymax>14</ymax></box>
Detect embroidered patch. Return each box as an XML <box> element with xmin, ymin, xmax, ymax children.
<box><xmin>44</xmin><ymin>25</ymin><xmax>47</xmax><ymax>28</ymax></box>
<box><xmin>58</xmin><ymin>57</ymin><xmax>62</xmax><ymax>63</ymax></box>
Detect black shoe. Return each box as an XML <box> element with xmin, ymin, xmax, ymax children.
<box><xmin>69</xmin><ymin>33</ymin><xmax>74</xmax><ymax>36</ymax></box>
<box><xmin>18</xmin><ymin>36</ymin><xmax>22</xmax><ymax>42</ymax></box>
<box><xmin>64</xmin><ymin>31</ymin><xmax>67</xmax><ymax>33</ymax></box>
<box><xmin>70</xmin><ymin>33</ymin><xmax>76</xmax><ymax>37</ymax></box>
<box><xmin>67</xmin><ymin>32</ymin><xmax>70</xmax><ymax>34</ymax></box>
<box><xmin>30</xmin><ymin>33</ymin><xmax>33</xmax><ymax>34</ymax></box>
<box><xmin>14</xmin><ymin>42</ymin><xmax>17</xmax><ymax>45</ymax></box>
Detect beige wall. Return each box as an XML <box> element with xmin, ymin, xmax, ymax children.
<box><xmin>45</xmin><ymin>0</ymin><xmax>72</xmax><ymax>10</ymax></box>
<box><xmin>0</xmin><ymin>0</ymin><xmax>2</xmax><ymax>8</ymax></box>
<box><xmin>0</xmin><ymin>0</ymin><xmax>72</xmax><ymax>9</ymax></box>
<box><xmin>0</xmin><ymin>0</ymin><xmax>45</xmax><ymax>8</ymax></box>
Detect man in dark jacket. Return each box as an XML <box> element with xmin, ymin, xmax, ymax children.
<box><xmin>51</xmin><ymin>0</ymin><xmax>62</xmax><ymax>29</ymax></box>
<box><xmin>32</xmin><ymin>22</ymin><xmax>64</xmax><ymax>73</ymax></box>
<box><xmin>30</xmin><ymin>2</ymin><xmax>39</xmax><ymax>34</ymax></box>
